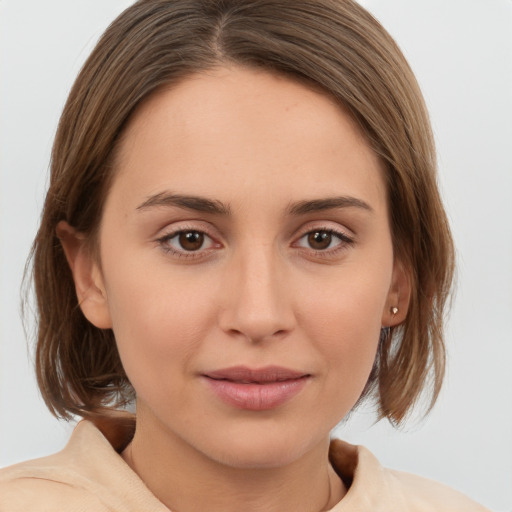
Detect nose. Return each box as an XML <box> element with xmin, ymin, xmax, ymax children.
<box><xmin>218</xmin><ymin>243</ymin><xmax>296</xmax><ymax>343</ymax></box>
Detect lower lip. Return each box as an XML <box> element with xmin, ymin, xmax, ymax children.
<box><xmin>203</xmin><ymin>376</ymin><xmax>309</xmax><ymax>411</ymax></box>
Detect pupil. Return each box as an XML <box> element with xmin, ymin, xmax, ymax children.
<box><xmin>179</xmin><ymin>231</ymin><xmax>204</xmax><ymax>251</ymax></box>
<box><xmin>308</xmin><ymin>231</ymin><xmax>331</xmax><ymax>250</ymax></box>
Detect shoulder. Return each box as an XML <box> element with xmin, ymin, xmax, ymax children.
<box><xmin>0</xmin><ymin>456</ymin><xmax>108</xmax><ymax>512</ymax></box>
<box><xmin>387</xmin><ymin>468</ymin><xmax>491</xmax><ymax>512</ymax></box>
<box><xmin>0</xmin><ymin>416</ymin><xmax>166</xmax><ymax>512</ymax></box>
<box><xmin>329</xmin><ymin>439</ymin><xmax>491</xmax><ymax>512</ymax></box>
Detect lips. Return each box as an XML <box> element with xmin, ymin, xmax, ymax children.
<box><xmin>202</xmin><ymin>366</ymin><xmax>310</xmax><ymax>410</ymax></box>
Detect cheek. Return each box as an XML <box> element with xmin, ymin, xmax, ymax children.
<box><xmin>101</xmin><ymin>260</ymin><xmax>218</xmax><ymax>391</ymax></box>
<box><xmin>298</xmin><ymin>262</ymin><xmax>391</xmax><ymax>394</ymax></box>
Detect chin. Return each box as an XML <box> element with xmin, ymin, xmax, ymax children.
<box><xmin>196</xmin><ymin>420</ymin><xmax>329</xmax><ymax>470</ymax></box>
<box><xmin>212</xmin><ymin>442</ymin><xmax>306</xmax><ymax>470</ymax></box>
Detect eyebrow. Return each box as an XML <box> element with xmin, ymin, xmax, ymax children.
<box><xmin>287</xmin><ymin>196</ymin><xmax>373</xmax><ymax>215</ymax></box>
<box><xmin>136</xmin><ymin>192</ymin><xmax>373</xmax><ymax>216</ymax></box>
<box><xmin>136</xmin><ymin>192</ymin><xmax>231</xmax><ymax>215</ymax></box>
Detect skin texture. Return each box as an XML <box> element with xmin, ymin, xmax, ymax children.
<box><xmin>59</xmin><ymin>66</ymin><xmax>410</xmax><ymax>512</ymax></box>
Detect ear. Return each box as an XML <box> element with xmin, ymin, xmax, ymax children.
<box><xmin>382</xmin><ymin>259</ymin><xmax>412</xmax><ymax>328</ymax></box>
<box><xmin>56</xmin><ymin>220</ymin><xmax>112</xmax><ymax>329</ymax></box>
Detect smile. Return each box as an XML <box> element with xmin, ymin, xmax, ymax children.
<box><xmin>202</xmin><ymin>366</ymin><xmax>311</xmax><ymax>411</ymax></box>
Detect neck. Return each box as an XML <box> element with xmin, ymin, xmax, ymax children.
<box><xmin>122</xmin><ymin>409</ymin><xmax>346</xmax><ymax>512</ymax></box>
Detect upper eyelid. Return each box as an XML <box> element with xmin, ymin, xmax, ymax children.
<box><xmin>156</xmin><ymin>221</ymin><xmax>219</xmax><ymax>239</ymax></box>
<box><xmin>294</xmin><ymin>229</ymin><xmax>354</xmax><ymax>249</ymax></box>
<box><xmin>154</xmin><ymin>220</ymin><xmax>354</xmax><ymax>243</ymax></box>
<box><xmin>157</xmin><ymin>229</ymin><xmax>219</xmax><ymax>248</ymax></box>
<box><xmin>298</xmin><ymin>228</ymin><xmax>352</xmax><ymax>240</ymax></box>
<box><xmin>292</xmin><ymin>221</ymin><xmax>354</xmax><ymax>240</ymax></box>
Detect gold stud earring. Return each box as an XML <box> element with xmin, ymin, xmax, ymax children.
<box><xmin>391</xmin><ymin>306</ymin><xmax>399</xmax><ymax>315</ymax></box>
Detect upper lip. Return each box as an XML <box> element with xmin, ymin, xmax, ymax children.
<box><xmin>203</xmin><ymin>366</ymin><xmax>310</xmax><ymax>383</ymax></box>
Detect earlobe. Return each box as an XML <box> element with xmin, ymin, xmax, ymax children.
<box><xmin>56</xmin><ymin>220</ymin><xmax>112</xmax><ymax>329</ymax></box>
<box><xmin>382</xmin><ymin>260</ymin><xmax>412</xmax><ymax>327</ymax></box>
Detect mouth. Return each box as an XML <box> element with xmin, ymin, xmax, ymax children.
<box><xmin>205</xmin><ymin>365</ymin><xmax>309</xmax><ymax>383</ymax></box>
<box><xmin>202</xmin><ymin>366</ymin><xmax>311</xmax><ymax>410</ymax></box>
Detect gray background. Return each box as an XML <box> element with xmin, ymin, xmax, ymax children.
<box><xmin>1</xmin><ymin>1</ymin><xmax>511</xmax><ymax>510</ymax></box>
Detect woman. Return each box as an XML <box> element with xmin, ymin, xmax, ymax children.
<box><xmin>0</xmin><ymin>0</ymin><xmax>492</xmax><ymax>510</ymax></box>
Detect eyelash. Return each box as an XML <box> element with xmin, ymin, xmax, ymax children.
<box><xmin>156</xmin><ymin>227</ymin><xmax>219</xmax><ymax>259</ymax></box>
<box><xmin>294</xmin><ymin>227</ymin><xmax>354</xmax><ymax>257</ymax></box>
<box><xmin>155</xmin><ymin>226</ymin><xmax>354</xmax><ymax>260</ymax></box>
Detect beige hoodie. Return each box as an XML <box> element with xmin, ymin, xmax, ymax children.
<box><xmin>0</xmin><ymin>417</ymin><xmax>490</xmax><ymax>512</ymax></box>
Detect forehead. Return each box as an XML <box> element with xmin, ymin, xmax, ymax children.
<box><xmin>108</xmin><ymin>65</ymin><xmax>387</xmax><ymax>216</ymax></box>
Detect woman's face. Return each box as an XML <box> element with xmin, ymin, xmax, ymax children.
<box><xmin>72</xmin><ymin>66</ymin><xmax>407</xmax><ymax>468</ymax></box>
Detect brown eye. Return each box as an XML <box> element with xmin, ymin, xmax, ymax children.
<box><xmin>295</xmin><ymin>228</ymin><xmax>353</xmax><ymax>254</ymax></box>
<box><xmin>307</xmin><ymin>231</ymin><xmax>333</xmax><ymax>250</ymax></box>
<box><xmin>158</xmin><ymin>229</ymin><xmax>218</xmax><ymax>257</ymax></box>
<box><xmin>178</xmin><ymin>231</ymin><xmax>205</xmax><ymax>251</ymax></box>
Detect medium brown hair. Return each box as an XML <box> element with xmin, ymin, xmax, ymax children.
<box><xmin>31</xmin><ymin>0</ymin><xmax>454</xmax><ymax>425</ymax></box>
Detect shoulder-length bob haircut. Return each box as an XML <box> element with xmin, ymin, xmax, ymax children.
<box><xmin>31</xmin><ymin>0</ymin><xmax>454</xmax><ymax>425</ymax></box>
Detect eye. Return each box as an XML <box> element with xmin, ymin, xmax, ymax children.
<box><xmin>158</xmin><ymin>229</ymin><xmax>217</xmax><ymax>255</ymax></box>
<box><xmin>295</xmin><ymin>228</ymin><xmax>353</xmax><ymax>252</ymax></box>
